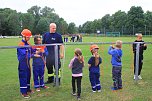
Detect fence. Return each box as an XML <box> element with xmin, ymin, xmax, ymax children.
<box><xmin>0</xmin><ymin>42</ymin><xmax>151</xmax><ymax>86</ymax></box>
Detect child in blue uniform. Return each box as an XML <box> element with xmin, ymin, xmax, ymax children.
<box><xmin>17</xmin><ymin>29</ymin><xmax>34</xmax><ymax>98</ymax></box>
<box><xmin>69</xmin><ymin>48</ymin><xmax>84</xmax><ymax>100</ymax></box>
<box><xmin>32</xmin><ymin>35</ymin><xmax>49</xmax><ymax>92</ymax></box>
<box><xmin>108</xmin><ymin>40</ymin><xmax>123</xmax><ymax>90</ymax></box>
<box><xmin>88</xmin><ymin>44</ymin><xmax>102</xmax><ymax>92</ymax></box>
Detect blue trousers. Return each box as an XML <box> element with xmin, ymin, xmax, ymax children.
<box><xmin>89</xmin><ymin>72</ymin><xmax>101</xmax><ymax>91</ymax></box>
<box><xmin>18</xmin><ymin>62</ymin><xmax>31</xmax><ymax>94</ymax></box>
<box><xmin>112</xmin><ymin>66</ymin><xmax>122</xmax><ymax>89</ymax></box>
<box><xmin>33</xmin><ymin>65</ymin><xmax>45</xmax><ymax>88</ymax></box>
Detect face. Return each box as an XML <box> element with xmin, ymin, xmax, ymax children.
<box><xmin>24</xmin><ymin>36</ymin><xmax>30</xmax><ymax>41</ymax></box>
<box><xmin>50</xmin><ymin>24</ymin><xmax>56</xmax><ymax>33</ymax></box>
<box><xmin>92</xmin><ymin>48</ymin><xmax>98</xmax><ymax>53</ymax></box>
<box><xmin>36</xmin><ymin>38</ymin><xmax>41</xmax><ymax>44</ymax></box>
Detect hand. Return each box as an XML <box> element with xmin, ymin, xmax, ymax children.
<box><xmin>34</xmin><ymin>54</ymin><xmax>41</xmax><ymax>57</ymax></box>
<box><xmin>94</xmin><ymin>52</ymin><xmax>99</xmax><ymax>58</ymax></box>
<box><xmin>60</xmin><ymin>53</ymin><xmax>64</xmax><ymax>59</ymax></box>
<box><xmin>110</xmin><ymin>45</ymin><xmax>115</xmax><ymax>49</ymax></box>
<box><xmin>144</xmin><ymin>44</ymin><xmax>147</xmax><ymax>47</ymax></box>
<box><xmin>36</xmin><ymin>48</ymin><xmax>41</xmax><ymax>54</ymax></box>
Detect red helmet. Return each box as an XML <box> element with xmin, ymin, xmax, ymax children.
<box><xmin>21</xmin><ymin>29</ymin><xmax>32</xmax><ymax>37</ymax></box>
<box><xmin>90</xmin><ymin>44</ymin><xmax>99</xmax><ymax>51</ymax></box>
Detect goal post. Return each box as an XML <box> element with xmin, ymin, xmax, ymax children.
<box><xmin>106</xmin><ymin>32</ymin><xmax>120</xmax><ymax>37</ymax></box>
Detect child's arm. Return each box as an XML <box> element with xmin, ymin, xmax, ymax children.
<box><xmin>31</xmin><ymin>49</ymin><xmax>41</xmax><ymax>58</ymax></box>
<box><xmin>43</xmin><ymin>47</ymin><xmax>48</xmax><ymax>57</ymax></box>
<box><xmin>88</xmin><ymin>64</ymin><xmax>91</xmax><ymax>68</ymax></box>
<box><xmin>99</xmin><ymin>57</ymin><xmax>102</xmax><ymax>65</ymax></box>
<box><xmin>88</xmin><ymin>57</ymin><xmax>92</xmax><ymax>68</ymax></box>
<box><xmin>108</xmin><ymin>46</ymin><xmax>115</xmax><ymax>55</ymax></box>
<box><xmin>69</xmin><ymin>57</ymin><xmax>75</xmax><ymax>68</ymax></box>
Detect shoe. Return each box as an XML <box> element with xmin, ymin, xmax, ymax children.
<box><xmin>138</xmin><ymin>75</ymin><xmax>142</xmax><ymax>80</ymax></box>
<box><xmin>27</xmin><ymin>89</ymin><xmax>34</xmax><ymax>94</ymax></box>
<box><xmin>71</xmin><ymin>92</ymin><xmax>76</xmax><ymax>96</ymax></box>
<box><xmin>21</xmin><ymin>93</ymin><xmax>30</xmax><ymax>99</ymax></box>
<box><xmin>111</xmin><ymin>87</ymin><xmax>118</xmax><ymax>91</ymax></box>
<box><xmin>36</xmin><ymin>88</ymin><xmax>40</xmax><ymax>92</ymax></box>
<box><xmin>134</xmin><ymin>75</ymin><xmax>140</xmax><ymax>80</ymax></box>
<box><xmin>118</xmin><ymin>87</ymin><xmax>123</xmax><ymax>89</ymax></box>
<box><xmin>77</xmin><ymin>96</ymin><xmax>81</xmax><ymax>100</ymax></box>
<box><xmin>92</xmin><ymin>90</ymin><xmax>96</xmax><ymax>93</ymax></box>
<box><xmin>42</xmin><ymin>86</ymin><xmax>50</xmax><ymax>89</ymax></box>
<box><xmin>97</xmin><ymin>90</ymin><xmax>101</xmax><ymax>92</ymax></box>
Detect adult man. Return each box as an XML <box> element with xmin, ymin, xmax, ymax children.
<box><xmin>42</xmin><ymin>23</ymin><xmax>64</xmax><ymax>84</ymax></box>
<box><xmin>133</xmin><ymin>33</ymin><xmax>147</xmax><ymax>80</ymax></box>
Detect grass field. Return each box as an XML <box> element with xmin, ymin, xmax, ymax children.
<box><xmin>0</xmin><ymin>37</ymin><xmax>152</xmax><ymax>101</ymax></box>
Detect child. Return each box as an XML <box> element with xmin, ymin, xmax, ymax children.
<box><xmin>132</xmin><ymin>33</ymin><xmax>147</xmax><ymax>80</ymax></box>
<box><xmin>88</xmin><ymin>44</ymin><xmax>102</xmax><ymax>92</ymax></box>
<box><xmin>108</xmin><ymin>40</ymin><xmax>123</xmax><ymax>90</ymax></box>
<box><xmin>17</xmin><ymin>29</ymin><xmax>34</xmax><ymax>99</ymax></box>
<box><xmin>32</xmin><ymin>35</ymin><xmax>49</xmax><ymax>92</ymax></box>
<box><xmin>69</xmin><ymin>48</ymin><xmax>84</xmax><ymax>100</ymax></box>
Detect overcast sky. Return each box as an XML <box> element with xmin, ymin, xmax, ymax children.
<box><xmin>0</xmin><ymin>0</ymin><xmax>152</xmax><ymax>26</ymax></box>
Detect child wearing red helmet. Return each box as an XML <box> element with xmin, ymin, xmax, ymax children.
<box><xmin>17</xmin><ymin>29</ymin><xmax>34</xmax><ymax>98</ymax></box>
<box><xmin>88</xmin><ymin>44</ymin><xmax>102</xmax><ymax>92</ymax></box>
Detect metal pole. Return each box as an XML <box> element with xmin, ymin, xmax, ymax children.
<box><xmin>54</xmin><ymin>45</ymin><xmax>59</xmax><ymax>86</ymax></box>
<box><xmin>135</xmin><ymin>43</ymin><xmax>140</xmax><ymax>81</ymax></box>
<box><xmin>104</xmin><ymin>27</ymin><xmax>106</xmax><ymax>36</ymax></box>
<box><xmin>145</xmin><ymin>25</ymin><xmax>146</xmax><ymax>36</ymax></box>
<box><xmin>133</xmin><ymin>25</ymin><xmax>134</xmax><ymax>36</ymax></box>
<box><xmin>121</xmin><ymin>26</ymin><xmax>123</xmax><ymax>37</ymax></box>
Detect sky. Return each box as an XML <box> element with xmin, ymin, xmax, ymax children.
<box><xmin>0</xmin><ymin>0</ymin><xmax>152</xmax><ymax>26</ymax></box>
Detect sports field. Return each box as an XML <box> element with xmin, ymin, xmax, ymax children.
<box><xmin>0</xmin><ymin>37</ymin><xmax>152</xmax><ymax>101</ymax></box>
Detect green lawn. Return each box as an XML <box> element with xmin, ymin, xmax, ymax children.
<box><xmin>0</xmin><ymin>37</ymin><xmax>152</xmax><ymax>101</ymax></box>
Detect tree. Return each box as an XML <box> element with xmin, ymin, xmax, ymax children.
<box><xmin>81</xmin><ymin>21</ymin><xmax>93</xmax><ymax>33</ymax></box>
<box><xmin>27</xmin><ymin>5</ymin><xmax>41</xmax><ymax>33</ymax></box>
<box><xmin>0</xmin><ymin>8</ymin><xmax>17</xmax><ymax>35</ymax></box>
<box><xmin>58</xmin><ymin>18</ymin><xmax>68</xmax><ymax>34</ymax></box>
<box><xmin>40</xmin><ymin>6</ymin><xmax>55</xmax><ymax>17</ymax></box>
<box><xmin>7</xmin><ymin>11</ymin><xmax>21</xmax><ymax>36</ymax></box>
<box><xmin>144</xmin><ymin>11</ymin><xmax>152</xmax><ymax>34</ymax></box>
<box><xmin>68</xmin><ymin>22</ymin><xmax>77</xmax><ymax>34</ymax></box>
<box><xmin>21</xmin><ymin>13</ymin><xmax>35</xmax><ymax>31</ymax></box>
<box><xmin>36</xmin><ymin>18</ymin><xmax>49</xmax><ymax>34</ymax></box>
<box><xmin>101</xmin><ymin>14</ymin><xmax>112</xmax><ymax>31</ymax></box>
<box><xmin>127</xmin><ymin>6</ymin><xmax>144</xmax><ymax>34</ymax></box>
<box><xmin>111</xmin><ymin>10</ymin><xmax>127</xmax><ymax>32</ymax></box>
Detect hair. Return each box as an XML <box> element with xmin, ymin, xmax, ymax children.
<box><xmin>49</xmin><ymin>23</ymin><xmax>56</xmax><ymax>28</ymax></box>
<box><xmin>115</xmin><ymin>40</ymin><xmax>122</xmax><ymax>48</ymax></box>
<box><xmin>34</xmin><ymin>35</ymin><xmax>41</xmax><ymax>44</ymax></box>
<box><xmin>136</xmin><ymin>33</ymin><xmax>142</xmax><ymax>40</ymax></box>
<box><xmin>74</xmin><ymin>48</ymin><xmax>83</xmax><ymax>63</ymax></box>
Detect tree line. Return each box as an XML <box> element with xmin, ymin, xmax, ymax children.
<box><xmin>0</xmin><ymin>6</ymin><xmax>152</xmax><ymax>36</ymax></box>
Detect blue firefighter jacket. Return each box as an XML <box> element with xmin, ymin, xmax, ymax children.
<box><xmin>88</xmin><ymin>56</ymin><xmax>102</xmax><ymax>73</ymax></box>
<box><xmin>17</xmin><ymin>39</ymin><xmax>31</xmax><ymax>69</ymax></box>
<box><xmin>108</xmin><ymin>46</ymin><xmax>122</xmax><ymax>67</ymax></box>
<box><xmin>31</xmin><ymin>46</ymin><xmax>48</xmax><ymax>66</ymax></box>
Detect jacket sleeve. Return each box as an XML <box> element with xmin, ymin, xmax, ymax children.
<box><xmin>132</xmin><ymin>43</ymin><xmax>136</xmax><ymax>53</ymax></box>
<box><xmin>42</xmin><ymin>34</ymin><xmax>46</xmax><ymax>44</ymax></box>
<box><xmin>143</xmin><ymin>42</ymin><xmax>147</xmax><ymax>50</ymax></box>
<box><xmin>17</xmin><ymin>48</ymin><xmax>27</xmax><ymax>61</ymax></box>
<box><xmin>69</xmin><ymin>58</ymin><xmax>75</xmax><ymax>68</ymax></box>
<box><xmin>99</xmin><ymin>57</ymin><xmax>102</xmax><ymax>64</ymax></box>
<box><xmin>108</xmin><ymin>46</ymin><xmax>115</xmax><ymax>55</ymax></box>
<box><xmin>43</xmin><ymin>47</ymin><xmax>48</xmax><ymax>56</ymax></box>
